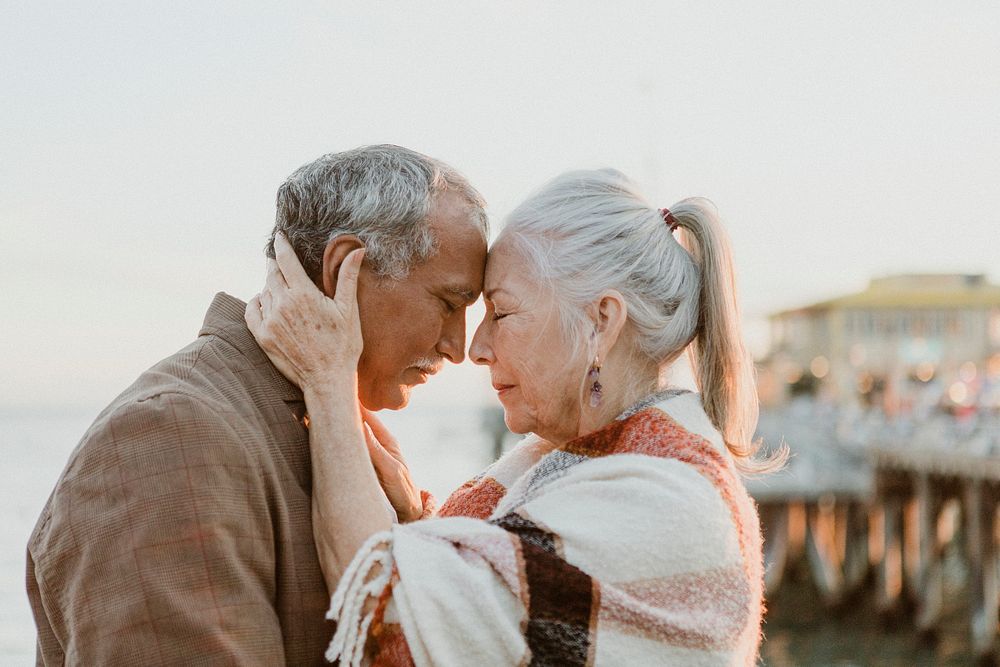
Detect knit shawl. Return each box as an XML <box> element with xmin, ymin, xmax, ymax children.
<box><xmin>326</xmin><ymin>392</ymin><xmax>764</xmax><ymax>666</ymax></box>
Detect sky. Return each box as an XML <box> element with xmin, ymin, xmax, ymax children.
<box><xmin>1</xmin><ymin>1</ymin><xmax>998</xmax><ymax>413</ymax></box>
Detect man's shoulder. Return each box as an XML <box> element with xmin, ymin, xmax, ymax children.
<box><xmin>61</xmin><ymin>318</ymin><xmax>300</xmax><ymax>479</ymax></box>
<box><xmin>60</xmin><ymin>389</ymin><xmax>252</xmax><ymax>490</ymax></box>
<box><xmin>24</xmin><ymin>386</ymin><xmax>282</xmax><ymax>593</ymax></box>
<box><xmin>104</xmin><ymin>326</ymin><xmax>279</xmax><ymax>428</ymax></box>
<box><xmin>129</xmin><ymin>306</ymin><xmax>300</xmax><ymax>417</ymax></box>
<box><xmin>28</xmin><ymin>312</ymin><xmax>306</xmax><ymax>536</ymax></box>
<box><xmin>98</xmin><ymin>386</ymin><xmax>240</xmax><ymax>440</ymax></box>
<box><xmin>135</xmin><ymin>328</ymin><xmax>255</xmax><ymax>400</ymax></box>
<box><xmin>53</xmin><ymin>336</ymin><xmax>270</xmax><ymax>495</ymax></box>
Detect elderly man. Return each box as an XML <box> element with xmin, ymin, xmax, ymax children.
<box><xmin>26</xmin><ymin>145</ymin><xmax>488</xmax><ymax>665</ymax></box>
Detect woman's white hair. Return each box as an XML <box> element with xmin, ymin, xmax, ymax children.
<box><xmin>498</xmin><ymin>168</ymin><xmax>782</xmax><ymax>474</ymax></box>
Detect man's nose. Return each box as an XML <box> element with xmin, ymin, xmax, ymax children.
<box><xmin>437</xmin><ymin>309</ymin><xmax>467</xmax><ymax>364</ymax></box>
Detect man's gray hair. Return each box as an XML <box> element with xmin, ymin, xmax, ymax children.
<box><xmin>266</xmin><ymin>144</ymin><xmax>488</xmax><ymax>282</ymax></box>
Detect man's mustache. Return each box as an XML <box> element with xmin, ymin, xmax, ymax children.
<box><xmin>411</xmin><ymin>357</ymin><xmax>444</xmax><ymax>375</ymax></box>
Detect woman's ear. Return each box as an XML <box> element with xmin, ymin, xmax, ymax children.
<box><xmin>321</xmin><ymin>235</ymin><xmax>366</xmax><ymax>297</ymax></box>
<box><xmin>594</xmin><ymin>289</ymin><xmax>628</xmax><ymax>356</ymax></box>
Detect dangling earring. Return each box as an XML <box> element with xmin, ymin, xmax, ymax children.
<box><xmin>588</xmin><ymin>355</ymin><xmax>603</xmax><ymax>408</ymax></box>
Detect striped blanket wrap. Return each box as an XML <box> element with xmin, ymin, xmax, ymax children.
<box><xmin>327</xmin><ymin>392</ymin><xmax>764</xmax><ymax>666</ymax></box>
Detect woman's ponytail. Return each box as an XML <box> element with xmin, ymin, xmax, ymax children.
<box><xmin>670</xmin><ymin>198</ymin><xmax>786</xmax><ymax>474</ymax></box>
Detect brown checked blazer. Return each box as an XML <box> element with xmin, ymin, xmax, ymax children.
<box><xmin>27</xmin><ymin>293</ymin><xmax>333</xmax><ymax>665</ymax></box>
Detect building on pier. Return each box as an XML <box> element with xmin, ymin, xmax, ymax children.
<box><xmin>760</xmin><ymin>273</ymin><xmax>1000</xmax><ymax>412</ymax></box>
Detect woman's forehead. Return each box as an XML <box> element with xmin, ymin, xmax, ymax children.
<box><xmin>483</xmin><ymin>245</ymin><xmax>551</xmax><ymax>308</ymax></box>
<box><xmin>484</xmin><ymin>243</ymin><xmax>524</xmax><ymax>286</ymax></box>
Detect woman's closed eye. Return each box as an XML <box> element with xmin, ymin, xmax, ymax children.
<box><xmin>491</xmin><ymin>310</ymin><xmax>509</xmax><ymax>321</ymax></box>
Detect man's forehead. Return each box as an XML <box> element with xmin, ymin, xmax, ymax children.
<box><xmin>423</xmin><ymin>216</ymin><xmax>487</xmax><ymax>298</ymax></box>
<box><xmin>442</xmin><ymin>284</ymin><xmax>479</xmax><ymax>303</ymax></box>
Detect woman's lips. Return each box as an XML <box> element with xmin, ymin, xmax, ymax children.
<box><xmin>493</xmin><ymin>383</ymin><xmax>515</xmax><ymax>396</ymax></box>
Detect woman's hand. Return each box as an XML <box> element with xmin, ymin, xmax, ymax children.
<box><xmin>245</xmin><ymin>232</ymin><xmax>365</xmax><ymax>394</ymax></box>
<box><xmin>362</xmin><ymin>409</ymin><xmax>424</xmax><ymax>522</ymax></box>
<box><xmin>247</xmin><ymin>234</ymin><xmax>422</xmax><ymax>518</ymax></box>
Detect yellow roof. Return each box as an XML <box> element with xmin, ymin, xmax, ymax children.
<box><xmin>774</xmin><ymin>274</ymin><xmax>1000</xmax><ymax>316</ymax></box>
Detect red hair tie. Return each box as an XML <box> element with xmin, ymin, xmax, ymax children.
<box><xmin>660</xmin><ymin>208</ymin><xmax>680</xmax><ymax>232</ymax></box>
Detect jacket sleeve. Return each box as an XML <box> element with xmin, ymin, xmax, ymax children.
<box><xmin>26</xmin><ymin>547</ymin><xmax>56</xmax><ymax>666</ymax></box>
<box><xmin>27</xmin><ymin>392</ymin><xmax>285</xmax><ymax>666</ymax></box>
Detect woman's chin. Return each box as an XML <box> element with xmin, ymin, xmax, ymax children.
<box><xmin>502</xmin><ymin>409</ymin><xmax>532</xmax><ymax>435</ymax></box>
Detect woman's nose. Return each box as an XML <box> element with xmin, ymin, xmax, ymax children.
<box><xmin>469</xmin><ymin>317</ymin><xmax>494</xmax><ymax>366</ymax></box>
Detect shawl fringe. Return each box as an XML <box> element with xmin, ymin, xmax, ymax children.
<box><xmin>325</xmin><ymin>530</ymin><xmax>395</xmax><ymax>665</ymax></box>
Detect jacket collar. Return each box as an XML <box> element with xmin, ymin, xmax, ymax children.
<box><xmin>199</xmin><ymin>292</ymin><xmax>302</xmax><ymax>402</ymax></box>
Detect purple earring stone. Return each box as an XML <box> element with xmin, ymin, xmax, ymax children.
<box><xmin>589</xmin><ymin>381</ymin><xmax>603</xmax><ymax>408</ymax></box>
<box><xmin>588</xmin><ymin>362</ymin><xmax>602</xmax><ymax>407</ymax></box>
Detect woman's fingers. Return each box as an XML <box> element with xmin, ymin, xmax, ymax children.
<box><xmin>363</xmin><ymin>424</ymin><xmax>391</xmax><ymax>467</ymax></box>
<box><xmin>361</xmin><ymin>408</ymin><xmax>385</xmax><ymax>434</ymax></box>
<box><xmin>334</xmin><ymin>248</ymin><xmax>365</xmax><ymax>311</ymax></box>
<box><xmin>246</xmin><ymin>233</ymin><xmax>366</xmax><ymax>389</ymax></box>
<box><xmin>244</xmin><ymin>294</ymin><xmax>264</xmax><ymax>332</ymax></box>
<box><xmin>362</xmin><ymin>423</ymin><xmax>421</xmax><ymax>522</ymax></box>
<box><xmin>259</xmin><ymin>286</ymin><xmax>273</xmax><ymax>315</ymax></box>
<box><xmin>265</xmin><ymin>258</ymin><xmax>288</xmax><ymax>292</ymax></box>
<box><xmin>363</xmin><ymin>426</ymin><xmax>399</xmax><ymax>494</ymax></box>
<box><xmin>273</xmin><ymin>231</ymin><xmax>313</xmax><ymax>290</ymax></box>
<box><xmin>362</xmin><ymin>409</ymin><xmax>403</xmax><ymax>460</ymax></box>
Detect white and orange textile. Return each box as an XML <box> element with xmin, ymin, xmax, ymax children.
<box><xmin>328</xmin><ymin>391</ymin><xmax>764</xmax><ymax>666</ymax></box>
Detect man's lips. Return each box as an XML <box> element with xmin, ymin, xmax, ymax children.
<box><xmin>411</xmin><ymin>360</ymin><xmax>443</xmax><ymax>374</ymax></box>
<box><xmin>492</xmin><ymin>382</ymin><xmax>515</xmax><ymax>395</ymax></box>
<box><xmin>409</xmin><ymin>366</ymin><xmax>441</xmax><ymax>383</ymax></box>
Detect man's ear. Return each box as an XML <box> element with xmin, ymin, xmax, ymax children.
<box><xmin>320</xmin><ymin>235</ymin><xmax>366</xmax><ymax>298</ymax></box>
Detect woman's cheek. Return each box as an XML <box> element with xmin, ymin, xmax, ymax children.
<box><xmin>498</xmin><ymin>324</ymin><xmax>530</xmax><ymax>373</ymax></box>
<box><xmin>508</xmin><ymin>323</ymin><xmax>548</xmax><ymax>406</ymax></box>
<box><xmin>517</xmin><ymin>358</ymin><xmax>552</xmax><ymax>417</ymax></box>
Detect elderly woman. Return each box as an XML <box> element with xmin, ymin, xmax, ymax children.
<box><xmin>247</xmin><ymin>169</ymin><xmax>777</xmax><ymax>666</ymax></box>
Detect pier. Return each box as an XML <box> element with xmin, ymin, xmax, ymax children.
<box><xmin>753</xmin><ymin>404</ymin><xmax>1000</xmax><ymax>660</ymax></box>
